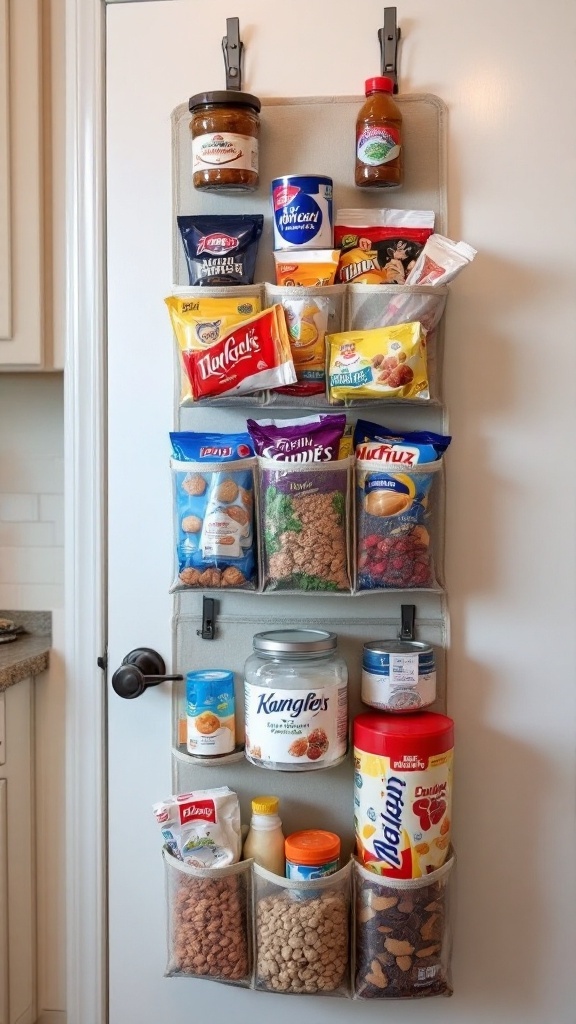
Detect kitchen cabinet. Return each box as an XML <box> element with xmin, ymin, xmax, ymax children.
<box><xmin>0</xmin><ymin>0</ymin><xmax>65</xmax><ymax>370</ymax></box>
<box><xmin>0</xmin><ymin>681</ymin><xmax>36</xmax><ymax>1024</ymax></box>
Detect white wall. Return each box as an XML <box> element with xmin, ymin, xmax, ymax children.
<box><xmin>0</xmin><ymin>372</ymin><xmax>66</xmax><ymax>1016</ymax></box>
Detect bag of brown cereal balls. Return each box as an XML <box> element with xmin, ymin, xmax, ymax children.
<box><xmin>170</xmin><ymin>431</ymin><xmax>257</xmax><ymax>592</ymax></box>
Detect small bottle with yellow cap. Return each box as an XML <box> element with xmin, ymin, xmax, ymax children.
<box><xmin>242</xmin><ymin>796</ymin><xmax>285</xmax><ymax>876</ymax></box>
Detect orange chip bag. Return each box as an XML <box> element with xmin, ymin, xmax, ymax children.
<box><xmin>274</xmin><ymin>250</ymin><xmax>339</xmax><ymax>287</ymax></box>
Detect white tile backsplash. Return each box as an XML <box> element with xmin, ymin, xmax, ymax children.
<box><xmin>0</xmin><ymin>375</ymin><xmax>63</xmax><ymax>608</ymax></box>
<box><xmin>0</xmin><ymin>494</ymin><xmax>39</xmax><ymax>521</ymax></box>
<box><xmin>0</xmin><ymin>522</ymin><xmax>55</xmax><ymax>547</ymax></box>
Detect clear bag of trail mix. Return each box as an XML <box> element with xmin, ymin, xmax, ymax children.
<box><xmin>254</xmin><ymin>861</ymin><xmax>351</xmax><ymax>995</ymax></box>
<box><xmin>353</xmin><ymin>855</ymin><xmax>454</xmax><ymax>999</ymax></box>
<box><xmin>170</xmin><ymin>431</ymin><xmax>257</xmax><ymax>592</ymax></box>
<box><xmin>164</xmin><ymin>850</ymin><xmax>253</xmax><ymax>986</ymax></box>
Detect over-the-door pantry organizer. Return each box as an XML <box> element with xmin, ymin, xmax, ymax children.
<box><xmin>165</xmin><ymin>91</ymin><xmax>454</xmax><ymax>999</ymax></box>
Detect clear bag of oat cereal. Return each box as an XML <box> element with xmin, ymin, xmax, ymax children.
<box><xmin>254</xmin><ymin>861</ymin><xmax>351</xmax><ymax>995</ymax></box>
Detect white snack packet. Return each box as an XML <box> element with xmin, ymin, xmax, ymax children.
<box><xmin>153</xmin><ymin>787</ymin><xmax>242</xmax><ymax>868</ymax></box>
<box><xmin>405</xmin><ymin>233</ymin><xmax>477</xmax><ymax>286</ymax></box>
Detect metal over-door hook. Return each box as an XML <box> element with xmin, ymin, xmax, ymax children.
<box><xmin>378</xmin><ymin>7</ymin><xmax>401</xmax><ymax>93</ymax></box>
<box><xmin>197</xmin><ymin>597</ymin><xmax>217</xmax><ymax>640</ymax></box>
<box><xmin>222</xmin><ymin>17</ymin><xmax>244</xmax><ymax>91</ymax></box>
<box><xmin>399</xmin><ymin>604</ymin><xmax>416</xmax><ymax>641</ymax></box>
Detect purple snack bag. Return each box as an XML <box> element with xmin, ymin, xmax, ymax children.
<box><xmin>246</xmin><ymin>414</ymin><xmax>346</xmax><ymax>463</ymax></box>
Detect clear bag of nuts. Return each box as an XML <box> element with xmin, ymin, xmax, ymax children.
<box><xmin>164</xmin><ymin>850</ymin><xmax>253</xmax><ymax>986</ymax></box>
<box><xmin>254</xmin><ymin>861</ymin><xmax>351</xmax><ymax>996</ymax></box>
<box><xmin>353</xmin><ymin>855</ymin><xmax>454</xmax><ymax>999</ymax></box>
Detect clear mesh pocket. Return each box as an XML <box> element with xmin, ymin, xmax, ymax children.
<box><xmin>164</xmin><ymin>851</ymin><xmax>253</xmax><ymax>986</ymax></box>
<box><xmin>345</xmin><ymin>284</ymin><xmax>448</xmax><ymax>404</ymax></box>
<box><xmin>353</xmin><ymin>856</ymin><xmax>454</xmax><ymax>999</ymax></box>
<box><xmin>258</xmin><ymin>456</ymin><xmax>352</xmax><ymax>594</ymax></box>
<box><xmin>346</xmin><ymin>283</ymin><xmax>447</xmax><ymax>334</ymax></box>
<box><xmin>355</xmin><ymin>458</ymin><xmax>444</xmax><ymax>592</ymax></box>
<box><xmin>265</xmin><ymin>283</ymin><xmax>346</xmax><ymax>405</ymax></box>
<box><xmin>254</xmin><ymin>862</ymin><xmax>351</xmax><ymax>995</ymax></box>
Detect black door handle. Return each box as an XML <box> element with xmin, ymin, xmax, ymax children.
<box><xmin>111</xmin><ymin>647</ymin><xmax>183</xmax><ymax>699</ymax></box>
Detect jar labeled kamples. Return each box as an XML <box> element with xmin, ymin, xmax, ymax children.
<box><xmin>189</xmin><ymin>90</ymin><xmax>260</xmax><ymax>193</ymax></box>
<box><xmin>244</xmin><ymin>629</ymin><xmax>348</xmax><ymax>771</ymax></box>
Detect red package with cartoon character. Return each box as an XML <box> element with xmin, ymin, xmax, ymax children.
<box><xmin>181</xmin><ymin>304</ymin><xmax>296</xmax><ymax>401</ymax></box>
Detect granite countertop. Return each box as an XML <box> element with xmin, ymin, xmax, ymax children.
<box><xmin>0</xmin><ymin>611</ymin><xmax>51</xmax><ymax>692</ymax></box>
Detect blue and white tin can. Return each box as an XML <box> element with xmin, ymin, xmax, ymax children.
<box><xmin>361</xmin><ymin>640</ymin><xmax>436</xmax><ymax>712</ymax></box>
<box><xmin>271</xmin><ymin>175</ymin><xmax>334</xmax><ymax>250</ymax></box>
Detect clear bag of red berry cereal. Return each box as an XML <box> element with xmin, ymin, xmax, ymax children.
<box><xmin>354</xmin><ymin>422</ymin><xmax>450</xmax><ymax>591</ymax></box>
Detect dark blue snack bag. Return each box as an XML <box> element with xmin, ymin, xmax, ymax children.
<box><xmin>170</xmin><ymin>431</ymin><xmax>257</xmax><ymax>590</ymax></box>
<box><xmin>177</xmin><ymin>215</ymin><xmax>264</xmax><ymax>286</ymax></box>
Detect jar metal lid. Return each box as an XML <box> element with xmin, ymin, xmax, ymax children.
<box><xmin>253</xmin><ymin>629</ymin><xmax>337</xmax><ymax>654</ymax></box>
<box><xmin>363</xmin><ymin>640</ymin><xmax>433</xmax><ymax>657</ymax></box>
<box><xmin>189</xmin><ymin>90</ymin><xmax>261</xmax><ymax>113</ymax></box>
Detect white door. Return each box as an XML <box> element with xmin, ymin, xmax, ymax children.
<box><xmin>104</xmin><ymin>2</ymin><xmax>576</xmax><ymax>1023</ymax></box>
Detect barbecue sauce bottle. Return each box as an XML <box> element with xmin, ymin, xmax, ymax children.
<box><xmin>355</xmin><ymin>76</ymin><xmax>403</xmax><ymax>189</ymax></box>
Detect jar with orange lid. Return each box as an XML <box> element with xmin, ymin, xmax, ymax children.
<box><xmin>284</xmin><ymin>829</ymin><xmax>341</xmax><ymax>881</ymax></box>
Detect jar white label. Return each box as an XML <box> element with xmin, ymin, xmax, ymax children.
<box><xmin>362</xmin><ymin>665</ymin><xmax>436</xmax><ymax>712</ymax></box>
<box><xmin>192</xmin><ymin>132</ymin><xmax>258</xmax><ymax>172</ymax></box>
<box><xmin>244</xmin><ymin>684</ymin><xmax>347</xmax><ymax>767</ymax></box>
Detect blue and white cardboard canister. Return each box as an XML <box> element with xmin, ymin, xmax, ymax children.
<box><xmin>361</xmin><ymin>640</ymin><xmax>436</xmax><ymax>712</ymax></box>
<box><xmin>271</xmin><ymin>175</ymin><xmax>334</xmax><ymax>250</ymax></box>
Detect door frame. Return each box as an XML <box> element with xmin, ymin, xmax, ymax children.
<box><xmin>63</xmin><ymin>0</ymin><xmax>107</xmax><ymax>1021</ymax></box>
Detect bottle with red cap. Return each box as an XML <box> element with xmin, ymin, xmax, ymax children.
<box><xmin>355</xmin><ymin>76</ymin><xmax>403</xmax><ymax>189</ymax></box>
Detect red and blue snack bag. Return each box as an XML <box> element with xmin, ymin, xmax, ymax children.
<box><xmin>170</xmin><ymin>432</ymin><xmax>257</xmax><ymax>590</ymax></box>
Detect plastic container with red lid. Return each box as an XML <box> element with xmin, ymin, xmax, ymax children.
<box><xmin>285</xmin><ymin>829</ymin><xmax>341</xmax><ymax>881</ymax></box>
<box><xmin>353</xmin><ymin>711</ymin><xmax>454</xmax><ymax>878</ymax></box>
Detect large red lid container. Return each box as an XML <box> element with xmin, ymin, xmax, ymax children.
<box><xmin>354</xmin><ymin>710</ymin><xmax>454</xmax><ymax>763</ymax></box>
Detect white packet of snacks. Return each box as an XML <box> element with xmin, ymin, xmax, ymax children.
<box><xmin>405</xmin><ymin>233</ymin><xmax>477</xmax><ymax>286</ymax></box>
<box><xmin>153</xmin><ymin>787</ymin><xmax>242</xmax><ymax>868</ymax></box>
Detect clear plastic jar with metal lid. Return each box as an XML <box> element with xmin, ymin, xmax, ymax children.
<box><xmin>244</xmin><ymin>629</ymin><xmax>348</xmax><ymax>771</ymax></box>
<box><xmin>189</xmin><ymin>90</ymin><xmax>260</xmax><ymax>192</ymax></box>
